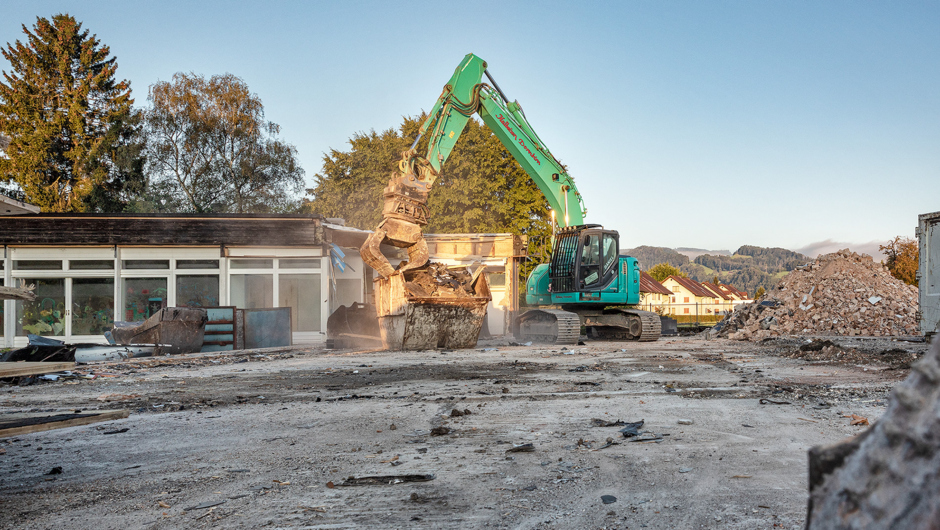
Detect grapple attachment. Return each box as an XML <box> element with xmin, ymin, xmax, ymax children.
<box><xmin>359</xmin><ymin>149</ymin><xmax>437</xmax><ymax>278</ymax></box>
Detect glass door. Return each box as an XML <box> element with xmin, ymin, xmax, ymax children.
<box><xmin>16</xmin><ymin>278</ymin><xmax>66</xmax><ymax>337</ymax></box>
<box><xmin>71</xmin><ymin>278</ymin><xmax>115</xmax><ymax>336</ymax></box>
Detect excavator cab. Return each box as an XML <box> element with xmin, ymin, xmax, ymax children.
<box><xmin>550</xmin><ymin>225</ymin><xmax>620</xmax><ymax>294</ymax></box>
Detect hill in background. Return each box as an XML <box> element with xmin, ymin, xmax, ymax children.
<box><xmin>622</xmin><ymin>245</ymin><xmax>812</xmax><ymax>296</ymax></box>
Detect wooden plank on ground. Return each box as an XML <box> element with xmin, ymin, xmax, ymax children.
<box><xmin>0</xmin><ymin>362</ymin><xmax>76</xmax><ymax>378</ymax></box>
<box><xmin>0</xmin><ymin>410</ymin><xmax>129</xmax><ymax>438</ymax></box>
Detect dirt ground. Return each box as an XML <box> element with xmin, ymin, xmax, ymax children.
<box><xmin>0</xmin><ymin>335</ymin><xmax>928</xmax><ymax>529</ymax></box>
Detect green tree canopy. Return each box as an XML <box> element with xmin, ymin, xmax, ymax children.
<box><xmin>623</xmin><ymin>246</ymin><xmax>689</xmax><ymax>270</ymax></box>
<box><xmin>648</xmin><ymin>262</ymin><xmax>685</xmax><ymax>282</ymax></box>
<box><xmin>0</xmin><ymin>14</ymin><xmax>134</xmax><ymax>211</ymax></box>
<box><xmin>144</xmin><ymin>72</ymin><xmax>304</xmax><ymax>213</ymax></box>
<box><xmin>306</xmin><ymin>114</ymin><xmax>552</xmax><ymax>255</ymax></box>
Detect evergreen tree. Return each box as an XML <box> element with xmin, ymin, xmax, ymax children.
<box><xmin>0</xmin><ymin>14</ymin><xmax>133</xmax><ymax>211</ymax></box>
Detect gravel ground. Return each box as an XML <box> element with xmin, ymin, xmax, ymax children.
<box><xmin>0</xmin><ymin>335</ymin><xmax>927</xmax><ymax>529</ymax></box>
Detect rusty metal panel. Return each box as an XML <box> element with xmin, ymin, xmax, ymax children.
<box><xmin>242</xmin><ymin>308</ymin><xmax>292</xmax><ymax>349</ymax></box>
<box><xmin>201</xmin><ymin>306</ymin><xmax>236</xmax><ymax>352</ymax></box>
<box><xmin>111</xmin><ymin>307</ymin><xmax>207</xmax><ymax>355</ymax></box>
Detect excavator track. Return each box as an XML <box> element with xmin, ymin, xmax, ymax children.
<box><xmin>516</xmin><ymin>309</ymin><xmax>580</xmax><ymax>345</ymax></box>
<box><xmin>582</xmin><ymin>309</ymin><xmax>662</xmax><ymax>342</ymax></box>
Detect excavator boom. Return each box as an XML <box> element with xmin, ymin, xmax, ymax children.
<box><xmin>360</xmin><ymin>54</ymin><xmax>585</xmax><ymax>278</ymax></box>
<box><xmin>359</xmin><ymin>54</ymin><xmax>660</xmax><ymax>346</ymax></box>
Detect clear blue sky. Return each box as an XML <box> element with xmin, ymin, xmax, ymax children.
<box><xmin>2</xmin><ymin>1</ymin><xmax>937</xmax><ymax>256</ymax></box>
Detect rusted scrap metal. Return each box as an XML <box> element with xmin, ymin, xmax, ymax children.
<box><xmin>336</xmin><ymin>474</ymin><xmax>435</xmax><ymax>486</ymax></box>
<box><xmin>111</xmin><ymin>307</ymin><xmax>207</xmax><ymax>355</ymax></box>
<box><xmin>326</xmin><ymin>302</ymin><xmax>382</xmax><ymax>348</ymax></box>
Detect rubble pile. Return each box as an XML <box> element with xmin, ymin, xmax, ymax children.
<box><xmin>403</xmin><ymin>262</ymin><xmax>479</xmax><ymax>298</ymax></box>
<box><xmin>780</xmin><ymin>339</ymin><xmax>920</xmax><ymax>369</ymax></box>
<box><xmin>718</xmin><ymin>250</ymin><xmax>919</xmax><ymax>341</ymax></box>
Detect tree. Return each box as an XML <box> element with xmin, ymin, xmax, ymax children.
<box><xmin>880</xmin><ymin>236</ymin><xmax>919</xmax><ymax>286</ymax></box>
<box><xmin>754</xmin><ymin>286</ymin><xmax>766</xmax><ymax>299</ymax></box>
<box><xmin>145</xmin><ymin>73</ymin><xmax>304</xmax><ymax>213</ymax></box>
<box><xmin>0</xmin><ymin>14</ymin><xmax>134</xmax><ymax>211</ymax></box>
<box><xmin>306</xmin><ymin>114</ymin><xmax>553</xmax><ymax>275</ymax></box>
<box><xmin>623</xmin><ymin>246</ymin><xmax>689</xmax><ymax>269</ymax></box>
<box><xmin>648</xmin><ymin>262</ymin><xmax>685</xmax><ymax>282</ymax></box>
<box><xmin>307</xmin><ymin>115</ymin><xmax>550</xmax><ymax>233</ymax></box>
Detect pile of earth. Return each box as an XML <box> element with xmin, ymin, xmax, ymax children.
<box><xmin>403</xmin><ymin>262</ymin><xmax>480</xmax><ymax>298</ymax></box>
<box><xmin>717</xmin><ymin>249</ymin><xmax>919</xmax><ymax>341</ymax></box>
<box><xmin>780</xmin><ymin>339</ymin><xmax>922</xmax><ymax>370</ymax></box>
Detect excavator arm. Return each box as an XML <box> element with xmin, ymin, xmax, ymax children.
<box><xmin>361</xmin><ymin>53</ymin><xmax>586</xmax><ymax>277</ymax></box>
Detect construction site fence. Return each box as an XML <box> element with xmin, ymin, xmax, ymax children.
<box><xmin>638</xmin><ymin>302</ymin><xmax>733</xmax><ymax>327</ymax></box>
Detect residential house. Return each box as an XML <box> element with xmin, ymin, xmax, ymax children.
<box><xmin>699</xmin><ymin>282</ymin><xmax>734</xmax><ymax>316</ymax></box>
<box><xmin>638</xmin><ymin>271</ymin><xmax>672</xmax><ymax>314</ymax></box>
<box><xmin>660</xmin><ymin>275</ymin><xmax>715</xmax><ymax>318</ymax></box>
<box><xmin>718</xmin><ymin>284</ymin><xmax>752</xmax><ymax>309</ymax></box>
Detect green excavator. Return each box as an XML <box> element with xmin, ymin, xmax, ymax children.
<box><xmin>360</xmin><ymin>53</ymin><xmax>660</xmax><ymax>344</ymax></box>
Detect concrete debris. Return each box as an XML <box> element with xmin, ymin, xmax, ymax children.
<box><xmin>806</xmin><ymin>336</ymin><xmax>940</xmax><ymax>528</ymax></box>
<box><xmin>717</xmin><ymin>249</ymin><xmax>918</xmax><ymax>341</ymax></box>
<box><xmin>404</xmin><ymin>262</ymin><xmax>479</xmax><ymax>298</ymax></box>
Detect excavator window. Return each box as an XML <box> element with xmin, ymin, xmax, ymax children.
<box><xmin>603</xmin><ymin>234</ymin><xmax>617</xmax><ymax>275</ymax></box>
<box><xmin>580</xmin><ymin>234</ymin><xmax>601</xmax><ymax>288</ymax></box>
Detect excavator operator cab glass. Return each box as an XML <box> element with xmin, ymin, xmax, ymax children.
<box><xmin>578</xmin><ymin>230</ymin><xmax>619</xmax><ymax>291</ymax></box>
<box><xmin>580</xmin><ymin>234</ymin><xmax>601</xmax><ymax>288</ymax></box>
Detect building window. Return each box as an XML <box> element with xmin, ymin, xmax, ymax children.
<box><xmin>684</xmin><ymin>297</ymin><xmax>689</xmax><ymax>303</ymax></box>
<box><xmin>671</xmin><ymin>296</ymin><xmax>675</xmax><ymax>303</ymax></box>
<box><xmin>177</xmin><ymin>275</ymin><xmax>220</xmax><ymax>307</ymax></box>
<box><xmin>230</xmin><ymin>274</ymin><xmax>274</xmax><ymax>308</ymax></box>
<box><xmin>279</xmin><ymin>274</ymin><xmax>321</xmax><ymax>331</ymax></box>
<box><xmin>17</xmin><ymin>279</ymin><xmax>66</xmax><ymax>336</ymax></box>
<box><xmin>72</xmin><ymin>278</ymin><xmax>114</xmax><ymax>335</ymax></box>
<box><xmin>123</xmin><ymin>260</ymin><xmax>170</xmax><ymax>270</ymax></box>
<box><xmin>69</xmin><ymin>260</ymin><xmax>114</xmax><ymax>270</ymax></box>
<box><xmin>14</xmin><ymin>260</ymin><xmax>62</xmax><ymax>270</ymax></box>
<box><xmin>230</xmin><ymin>259</ymin><xmax>273</xmax><ymax>269</ymax></box>
<box><xmin>671</xmin><ymin>286</ymin><xmax>680</xmax><ymax>293</ymax></box>
<box><xmin>488</xmin><ymin>273</ymin><xmax>506</xmax><ymax>286</ymax></box>
<box><xmin>123</xmin><ymin>278</ymin><xmax>168</xmax><ymax>321</ymax></box>
<box><xmin>683</xmin><ymin>308</ymin><xmax>690</xmax><ymax>314</ymax></box>
<box><xmin>278</xmin><ymin>259</ymin><xmax>321</xmax><ymax>269</ymax></box>
<box><xmin>177</xmin><ymin>260</ymin><xmax>219</xmax><ymax>270</ymax></box>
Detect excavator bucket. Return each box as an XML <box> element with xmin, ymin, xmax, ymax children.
<box><xmin>326</xmin><ymin>302</ymin><xmax>382</xmax><ymax>349</ymax></box>
<box><xmin>373</xmin><ymin>265</ymin><xmax>491</xmax><ymax>350</ymax></box>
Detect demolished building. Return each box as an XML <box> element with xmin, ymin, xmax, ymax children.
<box><xmin>0</xmin><ymin>213</ymin><xmax>524</xmax><ymax>348</ymax></box>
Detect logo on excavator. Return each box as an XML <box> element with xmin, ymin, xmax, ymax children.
<box><xmin>497</xmin><ymin>114</ymin><xmax>540</xmax><ymax>166</ymax></box>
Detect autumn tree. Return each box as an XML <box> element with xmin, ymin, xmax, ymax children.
<box><xmin>145</xmin><ymin>73</ymin><xmax>304</xmax><ymax>213</ymax></box>
<box><xmin>880</xmin><ymin>236</ymin><xmax>918</xmax><ymax>286</ymax></box>
<box><xmin>754</xmin><ymin>286</ymin><xmax>766</xmax><ymax>299</ymax></box>
<box><xmin>648</xmin><ymin>263</ymin><xmax>685</xmax><ymax>282</ymax></box>
<box><xmin>0</xmin><ymin>14</ymin><xmax>134</xmax><ymax>211</ymax></box>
